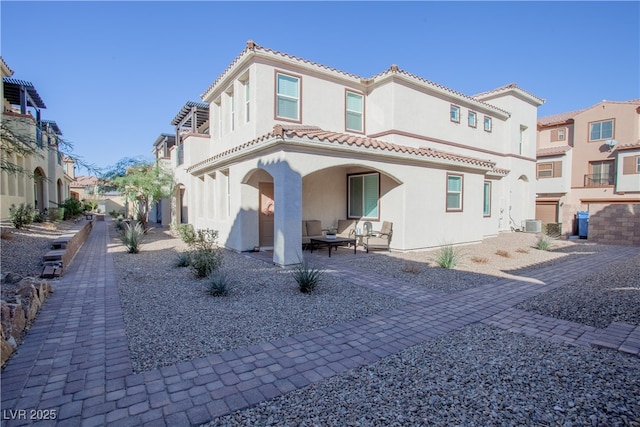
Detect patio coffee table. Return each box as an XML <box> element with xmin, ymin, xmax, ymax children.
<box><xmin>309</xmin><ymin>237</ymin><xmax>357</xmax><ymax>257</ymax></box>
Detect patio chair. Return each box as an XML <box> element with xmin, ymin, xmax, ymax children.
<box><xmin>335</xmin><ymin>219</ymin><xmax>357</xmax><ymax>239</ymax></box>
<box><xmin>364</xmin><ymin>221</ymin><xmax>393</xmax><ymax>253</ymax></box>
<box><xmin>302</xmin><ymin>220</ymin><xmax>324</xmax><ymax>249</ymax></box>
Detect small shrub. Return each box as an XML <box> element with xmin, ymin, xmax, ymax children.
<box><xmin>471</xmin><ymin>256</ymin><xmax>489</xmax><ymax>264</ymax></box>
<box><xmin>401</xmin><ymin>261</ymin><xmax>422</xmax><ymax>274</ymax></box>
<box><xmin>535</xmin><ymin>235</ymin><xmax>553</xmax><ymax>251</ymax></box>
<box><xmin>292</xmin><ymin>260</ymin><xmax>324</xmax><ymax>293</ymax></box>
<box><xmin>184</xmin><ymin>228</ymin><xmax>224</xmax><ymax>278</ymax></box>
<box><xmin>32</xmin><ymin>211</ymin><xmax>45</xmax><ymax>223</ymax></box>
<box><xmin>82</xmin><ymin>199</ymin><xmax>98</xmax><ymax>212</ymax></box>
<box><xmin>436</xmin><ymin>244</ymin><xmax>461</xmax><ymax>269</ymax></box>
<box><xmin>176</xmin><ymin>224</ymin><xmax>196</xmax><ymax>245</ymax></box>
<box><xmin>120</xmin><ymin>222</ymin><xmax>144</xmax><ymax>253</ymax></box>
<box><xmin>173</xmin><ymin>252</ymin><xmax>191</xmax><ymax>268</ymax></box>
<box><xmin>48</xmin><ymin>207</ymin><xmax>64</xmax><ymax>222</ymax></box>
<box><xmin>516</xmin><ymin>248</ymin><xmax>530</xmax><ymax>254</ymax></box>
<box><xmin>207</xmin><ymin>271</ymin><xmax>231</xmax><ymax>297</ymax></box>
<box><xmin>62</xmin><ymin>198</ymin><xmax>84</xmax><ymax>219</ymax></box>
<box><xmin>495</xmin><ymin>249</ymin><xmax>511</xmax><ymax>258</ymax></box>
<box><xmin>8</xmin><ymin>203</ymin><xmax>35</xmax><ymax>229</ymax></box>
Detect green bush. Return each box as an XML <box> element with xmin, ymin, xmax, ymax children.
<box><xmin>8</xmin><ymin>203</ymin><xmax>35</xmax><ymax>229</ymax></box>
<box><xmin>62</xmin><ymin>198</ymin><xmax>84</xmax><ymax>219</ymax></box>
<box><xmin>535</xmin><ymin>235</ymin><xmax>553</xmax><ymax>251</ymax></box>
<box><xmin>120</xmin><ymin>222</ymin><xmax>144</xmax><ymax>253</ymax></box>
<box><xmin>207</xmin><ymin>271</ymin><xmax>231</xmax><ymax>296</ymax></box>
<box><xmin>82</xmin><ymin>199</ymin><xmax>98</xmax><ymax>212</ymax></box>
<box><xmin>173</xmin><ymin>252</ymin><xmax>191</xmax><ymax>268</ymax></box>
<box><xmin>48</xmin><ymin>207</ymin><xmax>64</xmax><ymax>222</ymax></box>
<box><xmin>292</xmin><ymin>260</ymin><xmax>324</xmax><ymax>293</ymax></box>
<box><xmin>436</xmin><ymin>244</ymin><xmax>461</xmax><ymax>269</ymax></box>
<box><xmin>176</xmin><ymin>224</ymin><xmax>196</xmax><ymax>245</ymax></box>
<box><xmin>188</xmin><ymin>229</ymin><xmax>223</xmax><ymax>278</ymax></box>
<box><xmin>32</xmin><ymin>211</ymin><xmax>45</xmax><ymax>223</ymax></box>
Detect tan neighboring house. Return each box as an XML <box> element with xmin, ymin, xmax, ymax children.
<box><xmin>536</xmin><ymin>99</ymin><xmax>640</xmax><ymax>244</ymax></box>
<box><xmin>162</xmin><ymin>41</ymin><xmax>545</xmax><ymax>265</ymax></box>
<box><xmin>70</xmin><ymin>175</ymin><xmax>125</xmax><ymax>216</ymax></box>
<box><xmin>1</xmin><ymin>57</ymin><xmax>74</xmax><ymax>220</ymax></box>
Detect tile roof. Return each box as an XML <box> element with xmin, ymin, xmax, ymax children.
<box><xmin>472</xmin><ymin>82</ymin><xmax>545</xmax><ymax>106</ymax></box>
<box><xmin>538</xmin><ymin>99</ymin><xmax>640</xmax><ymax>126</ymax></box>
<box><xmin>615</xmin><ymin>140</ymin><xmax>640</xmax><ymax>151</ymax></box>
<box><xmin>0</xmin><ymin>57</ymin><xmax>13</xmax><ymax>77</ymax></box>
<box><xmin>200</xmin><ymin>40</ymin><xmax>531</xmax><ymax>118</ymax></box>
<box><xmin>536</xmin><ymin>146</ymin><xmax>571</xmax><ymax>157</ymax></box>
<box><xmin>188</xmin><ymin>125</ymin><xmax>497</xmax><ymax>173</ymax></box>
<box><xmin>70</xmin><ymin>176</ymin><xmax>99</xmax><ymax>188</ymax></box>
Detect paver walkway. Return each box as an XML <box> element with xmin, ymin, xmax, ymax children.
<box><xmin>1</xmin><ymin>220</ymin><xmax>638</xmax><ymax>426</ymax></box>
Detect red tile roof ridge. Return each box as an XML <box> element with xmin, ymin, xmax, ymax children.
<box><xmin>539</xmin><ymin>98</ymin><xmax>640</xmax><ymax>125</ymax></box>
<box><xmin>472</xmin><ymin>82</ymin><xmax>545</xmax><ymax>105</ymax></box>
<box><xmin>615</xmin><ymin>140</ymin><xmax>640</xmax><ymax>150</ymax></box>
<box><xmin>371</xmin><ymin>66</ymin><xmax>511</xmax><ymax>116</ymax></box>
<box><xmin>188</xmin><ymin>125</ymin><xmax>497</xmax><ymax>173</ymax></box>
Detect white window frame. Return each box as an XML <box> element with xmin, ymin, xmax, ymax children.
<box><xmin>345</xmin><ymin>91</ymin><xmax>364</xmax><ymax>133</ymax></box>
<box><xmin>558</xmin><ymin>128</ymin><xmax>565</xmax><ymax>141</ymax></box>
<box><xmin>275</xmin><ymin>72</ymin><xmax>300</xmax><ymax>121</ymax></box>
<box><xmin>450</xmin><ymin>105</ymin><xmax>460</xmax><ymax>123</ymax></box>
<box><xmin>347</xmin><ymin>172</ymin><xmax>379</xmax><ymax>220</ymax></box>
<box><xmin>244</xmin><ymin>80</ymin><xmax>250</xmax><ymax>123</ymax></box>
<box><xmin>589</xmin><ymin>119</ymin><xmax>614</xmax><ymax>141</ymax></box>
<box><xmin>468</xmin><ymin>111</ymin><xmax>477</xmax><ymax>128</ymax></box>
<box><xmin>637</xmin><ymin>156</ymin><xmax>640</xmax><ymax>173</ymax></box>
<box><xmin>537</xmin><ymin>162</ymin><xmax>553</xmax><ymax>178</ymax></box>
<box><xmin>484</xmin><ymin>116</ymin><xmax>492</xmax><ymax>132</ymax></box>
<box><xmin>446</xmin><ymin>173</ymin><xmax>463</xmax><ymax>212</ymax></box>
<box><xmin>483</xmin><ymin>181</ymin><xmax>491</xmax><ymax>217</ymax></box>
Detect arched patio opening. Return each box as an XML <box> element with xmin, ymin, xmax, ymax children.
<box><xmin>33</xmin><ymin>167</ymin><xmax>46</xmax><ymax>212</ymax></box>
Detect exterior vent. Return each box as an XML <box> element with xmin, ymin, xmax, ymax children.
<box><xmin>524</xmin><ymin>219</ymin><xmax>542</xmax><ymax>233</ymax></box>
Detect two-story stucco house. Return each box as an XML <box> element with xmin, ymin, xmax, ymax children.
<box><xmin>165</xmin><ymin>41</ymin><xmax>544</xmax><ymax>265</ymax></box>
<box><xmin>1</xmin><ymin>57</ymin><xmax>74</xmax><ymax>220</ymax></box>
<box><xmin>536</xmin><ymin>99</ymin><xmax>640</xmax><ymax>244</ymax></box>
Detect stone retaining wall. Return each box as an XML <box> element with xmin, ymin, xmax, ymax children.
<box><xmin>41</xmin><ymin>217</ymin><xmax>95</xmax><ymax>277</ymax></box>
<box><xmin>588</xmin><ymin>203</ymin><xmax>640</xmax><ymax>245</ymax></box>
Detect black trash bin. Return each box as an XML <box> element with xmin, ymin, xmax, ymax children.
<box><xmin>577</xmin><ymin>211</ymin><xmax>589</xmax><ymax>239</ymax></box>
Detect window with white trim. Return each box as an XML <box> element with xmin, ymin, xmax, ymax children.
<box><xmin>276</xmin><ymin>72</ymin><xmax>300</xmax><ymax>121</ymax></box>
<box><xmin>446</xmin><ymin>174</ymin><xmax>463</xmax><ymax>212</ymax></box>
<box><xmin>558</xmin><ymin>128</ymin><xmax>565</xmax><ymax>141</ymax></box>
<box><xmin>450</xmin><ymin>105</ymin><xmax>460</xmax><ymax>123</ymax></box>
<box><xmin>589</xmin><ymin>119</ymin><xmax>614</xmax><ymax>141</ymax></box>
<box><xmin>229</xmin><ymin>90</ymin><xmax>235</xmax><ymax>131</ymax></box>
<box><xmin>346</xmin><ymin>91</ymin><xmax>363</xmax><ymax>132</ymax></box>
<box><xmin>468</xmin><ymin>111</ymin><xmax>477</xmax><ymax>128</ymax></box>
<box><xmin>348</xmin><ymin>173</ymin><xmax>379</xmax><ymax>219</ymax></box>
<box><xmin>484</xmin><ymin>116</ymin><xmax>492</xmax><ymax>132</ymax></box>
<box><xmin>483</xmin><ymin>181</ymin><xmax>491</xmax><ymax>217</ymax></box>
<box><xmin>244</xmin><ymin>80</ymin><xmax>250</xmax><ymax>123</ymax></box>
<box><xmin>637</xmin><ymin>156</ymin><xmax>640</xmax><ymax>173</ymax></box>
<box><xmin>537</xmin><ymin>162</ymin><xmax>553</xmax><ymax>178</ymax></box>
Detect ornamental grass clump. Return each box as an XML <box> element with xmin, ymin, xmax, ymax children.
<box><xmin>188</xmin><ymin>229</ymin><xmax>223</xmax><ymax>278</ymax></box>
<box><xmin>292</xmin><ymin>260</ymin><xmax>324</xmax><ymax>293</ymax></box>
<box><xmin>120</xmin><ymin>222</ymin><xmax>145</xmax><ymax>253</ymax></box>
<box><xmin>207</xmin><ymin>271</ymin><xmax>231</xmax><ymax>297</ymax></box>
<box><xmin>173</xmin><ymin>252</ymin><xmax>191</xmax><ymax>268</ymax></box>
<box><xmin>535</xmin><ymin>234</ymin><xmax>553</xmax><ymax>251</ymax></box>
<box><xmin>436</xmin><ymin>243</ymin><xmax>461</xmax><ymax>269</ymax></box>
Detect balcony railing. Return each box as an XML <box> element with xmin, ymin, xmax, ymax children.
<box><xmin>584</xmin><ymin>173</ymin><xmax>614</xmax><ymax>187</ymax></box>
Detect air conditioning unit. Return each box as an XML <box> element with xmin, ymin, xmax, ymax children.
<box><xmin>524</xmin><ymin>219</ymin><xmax>542</xmax><ymax>233</ymax></box>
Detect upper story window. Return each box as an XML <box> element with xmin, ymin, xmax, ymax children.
<box><xmin>345</xmin><ymin>91</ymin><xmax>364</xmax><ymax>133</ymax></box>
<box><xmin>557</xmin><ymin>128</ymin><xmax>565</xmax><ymax>141</ymax></box>
<box><xmin>484</xmin><ymin>116</ymin><xmax>492</xmax><ymax>132</ymax></box>
<box><xmin>550</xmin><ymin>127</ymin><xmax>566</xmax><ymax>142</ymax></box>
<box><xmin>450</xmin><ymin>105</ymin><xmax>460</xmax><ymax>123</ymax></box>
<box><xmin>227</xmin><ymin>88</ymin><xmax>235</xmax><ymax>131</ymax></box>
<box><xmin>244</xmin><ymin>81</ymin><xmax>250</xmax><ymax>123</ymax></box>
<box><xmin>589</xmin><ymin>119</ymin><xmax>614</xmax><ymax>141</ymax></box>
<box><xmin>214</xmin><ymin>98</ymin><xmax>222</xmax><ymax>138</ymax></box>
<box><xmin>537</xmin><ymin>162</ymin><xmax>553</xmax><ymax>178</ymax></box>
<box><xmin>446</xmin><ymin>173</ymin><xmax>463</xmax><ymax>212</ymax></box>
<box><xmin>276</xmin><ymin>72</ymin><xmax>300</xmax><ymax>122</ymax></box>
<box><xmin>637</xmin><ymin>157</ymin><xmax>640</xmax><ymax>173</ymax></box>
<box><xmin>519</xmin><ymin>125</ymin><xmax>528</xmax><ymax>155</ymax></box>
<box><xmin>468</xmin><ymin>111</ymin><xmax>477</xmax><ymax>128</ymax></box>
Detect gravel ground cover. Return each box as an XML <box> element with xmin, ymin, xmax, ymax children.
<box><xmin>205</xmin><ymin>323</ymin><xmax>640</xmax><ymax>427</ymax></box>
<box><xmin>110</xmin><ymin>226</ymin><xmax>406</xmax><ymax>372</ymax></box>
<box><xmin>516</xmin><ymin>253</ymin><xmax>640</xmax><ymax>328</ymax></box>
<box><xmin>348</xmin><ymin>233</ymin><xmax>613</xmax><ymax>293</ymax></box>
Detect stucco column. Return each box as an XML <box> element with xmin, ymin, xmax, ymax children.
<box><xmin>272</xmin><ymin>164</ymin><xmax>302</xmax><ymax>266</ymax></box>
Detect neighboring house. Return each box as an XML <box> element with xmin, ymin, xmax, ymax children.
<box><xmin>70</xmin><ymin>175</ymin><xmax>125</xmax><ymax>216</ymax></box>
<box><xmin>150</xmin><ymin>133</ymin><xmax>177</xmax><ymax>226</ymax></box>
<box><xmin>165</xmin><ymin>41</ymin><xmax>544</xmax><ymax>265</ymax></box>
<box><xmin>536</xmin><ymin>99</ymin><xmax>640</xmax><ymax>244</ymax></box>
<box><xmin>1</xmin><ymin>57</ymin><xmax>74</xmax><ymax>220</ymax></box>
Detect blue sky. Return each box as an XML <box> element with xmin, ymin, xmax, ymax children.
<box><xmin>2</xmin><ymin>1</ymin><xmax>638</xmax><ymax>173</ymax></box>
